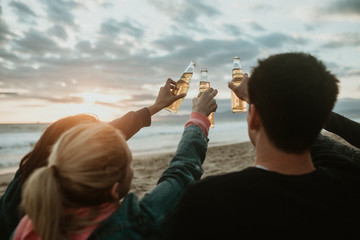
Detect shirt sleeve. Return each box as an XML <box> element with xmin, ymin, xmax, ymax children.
<box><xmin>325</xmin><ymin>112</ymin><xmax>360</xmax><ymax>148</ymax></box>
<box><xmin>185</xmin><ymin>112</ymin><xmax>211</xmax><ymax>136</ymax></box>
<box><xmin>109</xmin><ymin>107</ymin><xmax>151</xmax><ymax>140</ymax></box>
<box><xmin>312</xmin><ymin>134</ymin><xmax>360</xmax><ymax>165</ymax></box>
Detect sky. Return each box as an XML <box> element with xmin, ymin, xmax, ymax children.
<box><xmin>0</xmin><ymin>0</ymin><xmax>359</xmax><ymax>123</ymax></box>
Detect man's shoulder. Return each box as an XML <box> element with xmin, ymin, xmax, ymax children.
<box><xmin>198</xmin><ymin>167</ymin><xmax>260</xmax><ymax>183</ymax></box>
<box><xmin>186</xmin><ymin>167</ymin><xmax>265</xmax><ymax>196</ymax></box>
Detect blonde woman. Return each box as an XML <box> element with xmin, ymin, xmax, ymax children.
<box><xmin>0</xmin><ymin>78</ymin><xmax>185</xmax><ymax>239</ymax></box>
<box><xmin>12</xmin><ymin>87</ymin><xmax>218</xmax><ymax>239</ymax></box>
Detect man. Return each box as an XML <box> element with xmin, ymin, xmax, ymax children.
<box><xmin>174</xmin><ymin>53</ymin><xmax>360</xmax><ymax>238</ymax></box>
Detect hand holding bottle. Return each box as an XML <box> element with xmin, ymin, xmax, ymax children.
<box><xmin>192</xmin><ymin>88</ymin><xmax>218</xmax><ymax>117</ymax></box>
<box><xmin>166</xmin><ymin>61</ymin><xmax>196</xmax><ymax>113</ymax></box>
<box><xmin>148</xmin><ymin>78</ymin><xmax>187</xmax><ymax>115</ymax></box>
<box><xmin>228</xmin><ymin>73</ymin><xmax>250</xmax><ymax>103</ymax></box>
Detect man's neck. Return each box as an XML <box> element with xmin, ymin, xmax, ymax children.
<box><xmin>254</xmin><ymin>132</ymin><xmax>315</xmax><ymax>175</ymax></box>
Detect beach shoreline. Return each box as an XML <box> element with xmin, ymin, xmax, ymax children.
<box><xmin>0</xmin><ymin>141</ymin><xmax>255</xmax><ymax>197</ymax></box>
<box><xmin>1</xmin><ymin>131</ymin><xmax>357</xmax><ymax>198</ymax></box>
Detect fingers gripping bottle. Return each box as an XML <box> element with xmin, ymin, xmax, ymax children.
<box><xmin>199</xmin><ymin>68</ymin><xmax>214</xmax><ymax>128</ymax></box>
<box><xmin>231</xmin><ymin>56</ymin><xmax>247</xmax><ymax>113</ymax></box>
<box><xmin>166</xmin><ymin>61</ymin><xmax>196</xmax><ymax>113</ymax></box>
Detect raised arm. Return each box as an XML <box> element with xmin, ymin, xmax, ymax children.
<box><xmin>109</xmin><ymin>78</ymin><xmax>186</xmax><ymax>140</ymax></box>
<box><xmin>138</xmin><ymin>88</ymin><xmax>217</xmax><ymax>237</ymax></box>
<box><xmin>325</xmin><ymin>111</ymin><xmax>360</xmax><ymax>148</ymax></box>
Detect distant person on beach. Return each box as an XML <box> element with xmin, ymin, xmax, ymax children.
<box><xmin>10</xmin><ymin>84</ymin><xmax>217</xmax><ymax>240</ymax></box>
<box><xmin>1</xmin><ymin>79</ymin><xmax>216</xmax><ymax>239</ymax></box>
<box><xmin>174</xmin><ymin>52</ymin><xmax>360</xmax><ymax>238</ymax></box>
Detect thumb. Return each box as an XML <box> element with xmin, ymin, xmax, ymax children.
<box><xmin>174</xmin><ymin>93</ymin><xmax>186</xmax><ymax>101</ymax></box>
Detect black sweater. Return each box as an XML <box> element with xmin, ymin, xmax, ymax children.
<box><xmin>174</xmin><ymin>112</ymin><xmax>360</xmax><ymax>239</ymax></box>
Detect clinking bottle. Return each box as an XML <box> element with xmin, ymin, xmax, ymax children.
<box><xmin>231</xmin><ymin>56</ymin><xmax>247</xmax><ymax>113</ymax></box>
<box><xmin>166</xmin><ymin>61</ymin><xmax>196</xmax><ymax>113</ymax></box>
<box><xmin>199</xmin><ymin>68</ymin><xmax>214</xmax><ymax>128</ymax></box>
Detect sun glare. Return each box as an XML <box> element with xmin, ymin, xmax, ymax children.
<box><xmin>80</xmin><ymin>92</ymin><xmax>127</xmax><ymax>105</ymax></box>
<box><xmin>74</xmin><ymin>91</ymin><xmax>134</xmax><ymax>121</ymax></box>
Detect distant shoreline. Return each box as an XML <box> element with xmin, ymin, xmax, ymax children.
<box><xmin>0</xmin><ymin>97</ymin><xmax>359</xmax><ymax>124</ymax></box>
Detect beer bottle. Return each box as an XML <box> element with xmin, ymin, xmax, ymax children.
<box><xmin>231</xmin><ymin>56</ymin><xmax>247</xmax><ymax>113</ymax></box>
<box><xmin>199</xmin><ymin>68</ymin><xmax>214</xmax><ymax>128</ymax></box>
<box><xmin>166</xmin><ymin>61</ymin><xmax>196</xmax><ymax>113</ymax></box>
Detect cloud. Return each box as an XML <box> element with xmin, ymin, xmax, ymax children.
<box><xmin>152</xmin><ymin>35</ymin><xmax>194</xmax><ymax>52</ymax></box>
<box><xmin>249</xmin><ymin>3</ymin><xmax>273</xmax><ymax>12</ymax></box>
<box><xmin>221</xmin><ymin>24</ymin><xmax>243</xmax><ymax>36</ymax></box>
<box><xmin>14</xmin><ymin>29</ymin><xmax>65</xmax><ymax>55</ymax></box>
<box><xmin>152</xmin><ymin>35</ymin><xmax>259</xmax><ymax>64</ymax></box>
<box><xmin>39</xmin><ymin>0</ymin><xmax>81</xmax><ymax>27</ymax></box>
<box><xmin>0</xmin><ymin>48</ymin><xmax>19</xmax><ymax>62</ymax></box>
<box><xmin>9</xmin><ymin>1</ymin><xmax>37</xmax><ymax>23</ymax></box>
<box><xmin>75</xmin><ymin>40</ymin><xmax>93</xmax><ymax>53</ymax></box>
<box><xmin>149</xmin><ymin>0</ymin><xmax>220</xmax><ymax>22</ymax></box>
<box><xmin>0</xmin><ymin>12</ymin><xmax>16</xmax><ymax>44</ymax></box>
<box><xmin>0</xmin><ymin>87</ymin><xmax>83</xmax><ymax>104</ymax></box>
<box><xmin>323</xmin><ymin>0</ymin><xmax>360</xmax><ymax>15</ymax></box>
<box><xmin>0</xmin><ymin>92</ymin><xmax>20</xmax><ymax>97</ymax></box>
<box><xmin>47</xmin><ymin>96</ymin><xmax>83</xmax><ymax>103</ymax></box>
<box><xmin>321</xmin><ymin>32</ymin><xmax>360</xmax><ymax>48</ymax></box>
<box><xmin>256</xmin><ymin>32</ymin><xmax>309</xmax><ymax>48</ymax></box>
<box><xmin>100</xmin><ymin>18</ymin><xmax>145</xmax><ymax>39</ymax></box>
<box><xmin>148</xmin><ymin>0</ymin><xmax>221</xmax><ymax>32</ymax></box>
<box><xmin>47</xmin><ymin>25</ymin><xmax>68</xmax><ymax>40</ymax></box>
<box><xmin>347</xmin><ymin>70</ymin><xmax>360</xmax><ymax>77</ymax></box>
<box><xmin>247</xmin><ymin>20</ymin><xmax>266</xmax><ymax>32</ymax></box>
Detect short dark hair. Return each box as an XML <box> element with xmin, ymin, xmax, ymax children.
<box><xmin>248</xmin><ymin>52</ymin><xmax>339</xmax><ymax>153</ymax></box>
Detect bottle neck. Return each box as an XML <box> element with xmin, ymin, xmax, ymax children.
<box><xmin>184</xmin><ymin>62</ymin><xmax>196</xmax><ymax>73</ymax></box>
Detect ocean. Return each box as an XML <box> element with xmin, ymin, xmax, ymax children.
<box><xmin>1</xmin><ymin>98</ymin><xmax>359</xmax><ymax>174</ymax></box>
<box><xmin>0</xmin><ymin>116</ymin><xmax>249</xmax><ymax>173</ymax></box>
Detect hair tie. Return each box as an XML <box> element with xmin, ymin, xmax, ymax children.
<box><xmin>50</xmin><ymin>165</ymin><xmax>60</xmax><ymax>179</ymax></box>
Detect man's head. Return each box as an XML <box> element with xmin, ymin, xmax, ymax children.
<box><xmin>248</xmin><ymin>52</ymin><xmax>339</xmax><ymax>153</ymax></box>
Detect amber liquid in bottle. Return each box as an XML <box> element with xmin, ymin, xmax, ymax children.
<box><xmin>166</xmin><ymin>61</ymin><xmax>196</xmax><ymax>113</ymax></box>
<box><xmin>231</xmin><ymin>57</ymin><xmax>247</xmax><ymax>113</ymax></box>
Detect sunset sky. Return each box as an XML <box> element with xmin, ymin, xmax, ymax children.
<box><xmin>1</xmin><ymin>0</ymin><xmax>359</xmax><ymax>123</ymax></box>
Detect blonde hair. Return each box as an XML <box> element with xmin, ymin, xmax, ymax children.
<box><xmin>21</xmin><ymin>123</ymin><xmax>132</xmax><ymax>240</ymax></box>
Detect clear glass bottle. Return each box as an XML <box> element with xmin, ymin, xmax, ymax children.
<box><xmin>166</xmin><ymin>61</ymin><xmax>196</xmax><ymax>113</ymax></box>
<box><xmin>199</xmin><ymin>68</ymin><xmax>214</xmax><ymax>128</ymax></box>
<box><xmin>231</xmin><ymin>56</ymin><xmax>247</xmax><ymax>113</ymax></box>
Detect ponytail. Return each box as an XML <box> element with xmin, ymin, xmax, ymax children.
<box><xmin>22</xmin><ymin>165</ymin><xmax>65</xmax><ymax>240</ymax></box>
<box><xmin>21</xmin><ymin>123</ymin><xmax>132</xmax><ymax>238</ymax></box>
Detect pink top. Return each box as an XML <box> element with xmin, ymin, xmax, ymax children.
<box><xmin>185</xmin><ymin>112</ymin><xmax>211</xmax><ymax>136</ymax></box>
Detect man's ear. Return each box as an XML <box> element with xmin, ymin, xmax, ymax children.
<box><xmin>248</xmin><ymin>104</ymin><xmax>260</xmax><ymax>130</ymax></box>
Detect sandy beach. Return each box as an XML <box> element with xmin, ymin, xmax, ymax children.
<box><xmin>1</xmin><ymin>131</ymin><xmax>357</xmax><ymax>198</ymax></box>
<box><xmin>0</xmin><ymin>141</ymin><xmax>255</xmax><ymax>198</ymax></box>
<box><xmin>130</xmin><ymin>141</ymin><xmax>256</xmax><ymax>198</ymax></box>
